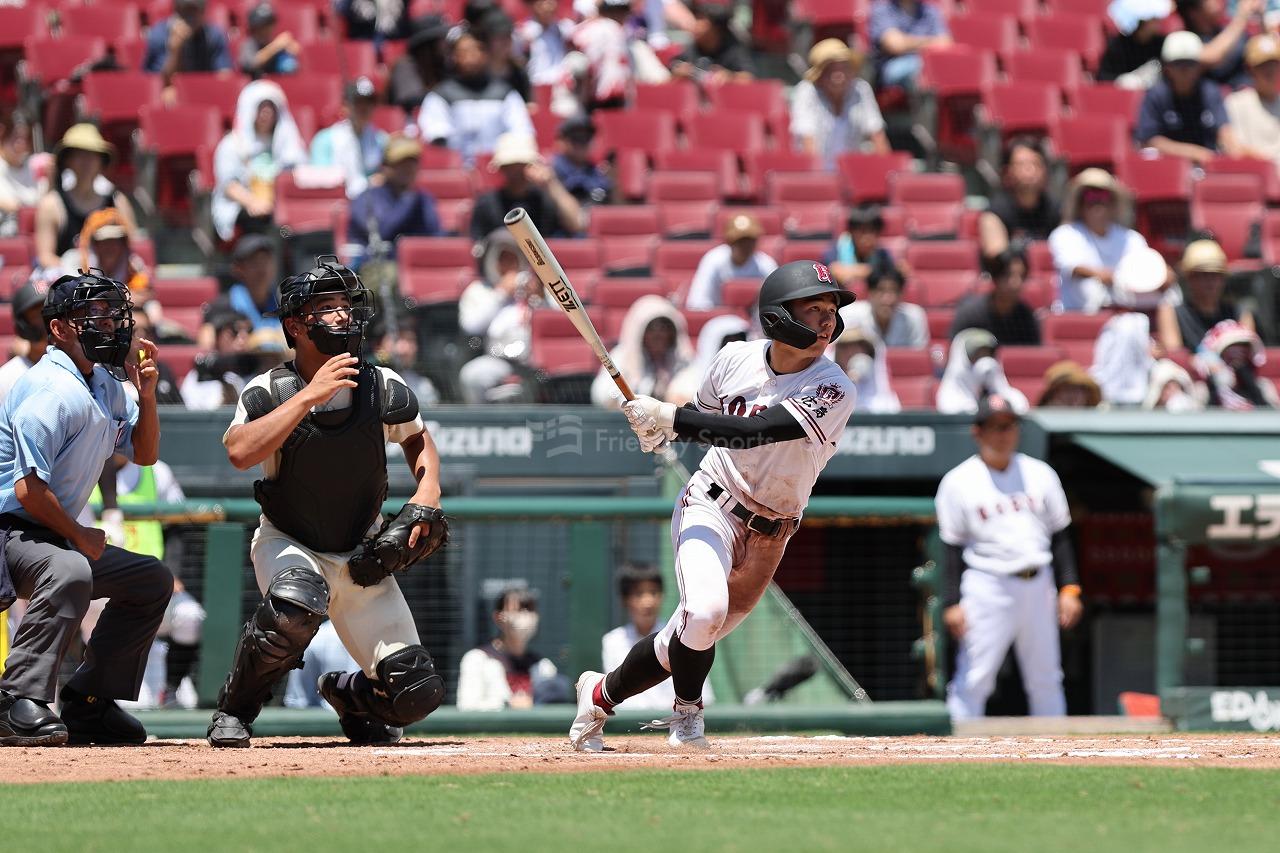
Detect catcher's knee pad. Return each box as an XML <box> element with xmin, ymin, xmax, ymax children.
<box><xmin>218</xmin><ymin>568</ymin><xmax>329</xmax><ymax>720</ymax></box>
<box><xmin>370</xmin><ymin>645</ymin><xmax>445</xmax><ymax>727</ymax></box>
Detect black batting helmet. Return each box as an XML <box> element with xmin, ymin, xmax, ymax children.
<box><xmin>758</xmin><ymin>261</ymin><xmax>855</xmax><ymax>350</ymax></box>
<box><xmin>274</xmin><ymin>255</ymin><xmax>373</xmax><ymax>356</ymax></box>
<box><xmin>11</xmin><ymin>277</ymin><xmax>50</xmax><ymax>342</ymax></box>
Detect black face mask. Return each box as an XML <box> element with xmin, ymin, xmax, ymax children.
<box><xmin>77</xmin><ymin>323</ymin><xmax>134</xmax><ymax>369</ymax></box>
<box><xmin>307</xmin><ymin>320</ymin><xmax>364</xmax><ymax>357</ymax></box>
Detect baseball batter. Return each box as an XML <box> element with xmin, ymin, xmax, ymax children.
<box><xmin>936</xmin><ymin>394</ymin><xmax>1083</xmax><ymax>719</ymax></box>
<box><xmin>569</xmin><ymin>261</ymin><xmax>856</xmax><ymax>751</ymax></box>
<box><xmin>207</xmin><ymin>257</ymin><xmax>449</xmax><ymax>748</ymax></box>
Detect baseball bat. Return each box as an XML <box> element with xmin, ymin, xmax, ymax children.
<box><xmin>503</xmin><ymin>208</ymin><xmax>691</xmax><ymax>479</ymax></box>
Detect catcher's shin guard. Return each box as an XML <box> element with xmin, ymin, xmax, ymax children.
<box><xmin>216</xmin><ymin>567</ymin><xmax>329</xmax><ymax>722</ymax></box>
<box><xmin>319</xmin><ymin>645</ymin><xmax>445</xmax><ymax>728</ymax></box>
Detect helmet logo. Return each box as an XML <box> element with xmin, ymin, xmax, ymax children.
<box><xmin>813</xmin><ymin>263</ymin><xmax>831</xmax><ymax>283</ymax></box>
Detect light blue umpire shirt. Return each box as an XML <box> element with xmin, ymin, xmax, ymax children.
<box><xmin>0</xmin><ymin>344</ymin><xmax>138</xmax><ymax>523</ymax></box>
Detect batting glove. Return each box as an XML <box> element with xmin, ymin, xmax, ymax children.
<box><xmin>625</xmin><ymin>395</ymin><xmax>676</xmax><ymax>437</ymax></box>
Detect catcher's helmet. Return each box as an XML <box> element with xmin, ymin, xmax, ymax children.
<box><xmin>41</xmin><ymin>270</ymin><xmax>135</xmax><ymax>375</ymax></box>
<box><xmin>758</xmin><ymin>260</ymin><xmax>855</xmax><ymax>350</ymax></box>
<box><xmin>274</xmin><ymin>255</ymin><xmax>373</xmax><ymax>356</ymax></box>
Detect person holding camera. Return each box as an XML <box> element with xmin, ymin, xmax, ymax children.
<box><xmin>181</xmin><ymin>311</ymin><xmax>271</xmax><ymax>411</ymax></box>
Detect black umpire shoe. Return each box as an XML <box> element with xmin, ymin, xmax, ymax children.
<box><xmin>207</xmin><ymin>710</ymin><xmax>252</xmax><ymax>748</ymax></box>
<box><xmin>317</xmin><ymin>672</ymin><xmax>404</xmax><ymax>745</ymax></box>
<box><xmin>58</xmin><ymin>686</ymin><xmax>147</xmax><ymax>745</ymax></box>
<box><xmin>0</xmin><ymin>690</ymin><xmax>69</xmax><ymax>747</ymax></box>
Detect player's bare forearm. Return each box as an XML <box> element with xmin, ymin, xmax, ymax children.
<box><xmin>15</xmin><ymin>474</ymin><xmax>85</xmax><ymax>543</ymax></box>
<box><xmin>131</xmin><ymin>395</ymin><xmax>161</xmax><ymax>466</ymax></box>
<box><xmin>224</xmin><ymin>395</ymin><xmax>316</xmax><ymax>470</ymax></box>
<box><xmin>401</xmin><ymin>430</ymin><xmax>442</xmax><ymax>507</ymax></box>
<box><xmin>672</xmin><ymin>405</ymin><xmax>807</xmax><ymax>447</ymax></box>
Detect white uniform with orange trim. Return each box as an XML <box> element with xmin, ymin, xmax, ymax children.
<box><xmin>654</xmin><ymin>340</ymin><xmax>856</xmax><ymax>666</ymax></box>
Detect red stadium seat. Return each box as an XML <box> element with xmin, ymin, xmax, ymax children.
<box><xmin>417</xmin><ymin>146</ymin><xmax>464</xmax><ymax>169</ymax></box>
<box><xmin>529</xmin><ymin>336</ymin><xmax>600</xmax><ymax>376</ymax></box>
<box><xmin>914</xmin><ymin>272</ymin><xmax>978</xmax><ymax>308</ymax></box>
<box><xmin>905</xmin><ymin>241</ymin><xmax>980</xmax><ymax>272</ymax></box>
<box><xmin>273</xmin><ymin>74</ymin><xmax>344</xmax><ymax>118</ymax></box>
<box><xmin>890</xmin><ymin>172</ymin><xmax>966</xmax><ymax>238</ymax></box>
<box><xmin>682</xmin><ymin>310</ymin><xmax>741</xmax><ymax>339</ymax></box>
<box><xmin>593</xmin><ymin>277</ymin><xmax>668</xmax><ymax>308</ymax></box>
<box><xmin>613</xmin><ymin>148</ymin><xmax>650</xmax><ymax>202</ymax></box>
<box><xmin>587</xmin><ymin>205</ymin><xmax>660</xmax><ymax>237</ymax></box>
<box><xmin>648</xmin><ymin>171</ymin><xmax>719</xmax><ymax>203</ymax></box>
<box><xmin>964</xmin><ymin>0</ymin><xmax>1038</xmax><ymax>18</ymax></box>
<box><xmin>138</xmin><ymin>103</ymin><xmax>223</xmax><ymax>214</ymax></box>
<box><xmin>434</xmin><ymin>198</ymin><xmax>472</xmax><ymax>235</ymax></box>
<box><xmin>1071</xmin><ymin>84</ymin><xmax>1144</xmax><ymax>129</ymax></box>
<box><xmin>159</xmin><ymin>344</ymin><xmax>201</xmax><ymax>380</ymax></box>
<box><xmin>1042</xmin><ymin>312</ymin><xmax>1113</xmax><ymax>345</ymax></box>
<box><xmin>297</xmin><ymin>40</ymin><xmax>377</xmax><ymax>78</ymax></box>
<box><xmin>1193</xmin><ymin>206</ymin><xmax>1262</xmax><ymax>265</ymax></box>
<box><xmin>273</xmin><ymin>172</ymin><xmax>345</xmax><ymax>233</ymax></box>
<box><xmin>82</xmin><ymin>71</ymin><xmax>162</xmax><ymax>124</ymax></box>
<box><xmin>596</xmin><ymin>110</ymin><xmax>677</xmax><ymax>157</ymax></box>
<box><xmin>655</xmin><ymin>240</ymin><xmax>716</xmax><ymax>291</ymax></box>
<box><xmin>396</xmin><ymin>236</ymin><xmax>473</xmax><ymax>270</ymax></box>
<box><xmin>705</xmin><ymin>79</ymin><xmax>789</xmax><ymax>138</ymax></box>
<box><xmin>895</xmin><ymin>375</ymin><xmax>936</xmax><ymax>409</ymax></box>
<box><xmin>545</xmin><ymin>238</ymin><xmax>602</xmax><ymax>279</ymax></box>
<box><xmin>719</xmin><ymin>278</ymin><xmax>760</xmax><ymax>311</ymax></box>
<box><xmin>949</xmin><ymin>14</ymin><xmax>1019</xmax><ymax>55</ymax></box>
<box><xmin>1002</xmin><ymin>49</ymin><xmax>1083</xmax><ymax>98</ymax></box>
<box><xmin>836</xmin><ymin>151</ymin><xmax>914</xmax><ymax>206</ymax></box>
<box><xmin>685</xmin><ymin>112</ymin><xmax>768</xmax><ymax>157</ymax></box>
<box><xmin>400</xmin><ymin>268</ymin><xmax>467</xmax><ymax>303</ymax></box>
<box><xmin>926</xmin><ymin>308</ymin><xmax>955</xmax><ymax>342</ymax></box>
<box><xmin>1025</xmin><ymin>14</ymin><xmax>1106</xmax><ymax>70</ymax></box>
<box><xmin>981</xmin><ymin>81</ymin><xmax>1061</xmax><ymax>141</ymax></box>
<box><xmin>633</xmin><ymin>81</ymin><xmax>700</xmax><ymax>122</ymax></box>
<box><xmin>1202</xmin><ymin>157</ymin><xmax>1280</xmax><ymax>205</ymax></box>
<box><xmin>766</xmin><ymin>171</ymin><xmax>842</xmax><ymax>205</ymax></box>
<box><xmin>57</xmin><ymin>3</ymin><xmax>141</xmax><ymax>39</ymax></box>
<box><xmin>713</xmin><ymin>206</ymin><xmax>784</xmax><ymax>237</ymax></box>
<box><xmin>414</xmin><ymin>169</ymin><xmax>474</xmax><ymax>200</ymax></box>
<box><xmin>532</xmin><ymin>310</ymin><xmax>582</xmax><ymax>340</ymax></box>
<box><xmin>1021</xmin><ymin>274</ymin><xmax>1055</xmax><ymax>311</ymax></box>
<box><xmin>171</xmin><ymin>73</ymin><xmax>250</xmax><ymax>127</ymax></box>
<box><xmin>885</xmin><ymin>348</ymin><xmax>933</xmax><ymax>378</ymax></box>
<box><xmin>657</xmin><ymin>203</ymin><xmax>716</xmax><ymax>239</ymax></box>
<box><xmin>0</xmin><ymin>6</ymin><xmax>49</xmax><ymax>51</ymax></box>
<box><xmin>22</xmin><ymin>35</ymin><xmax>105</xmax><ymax>85</ymax></box>
<box><xmin>1000</xmin><ymin>346</ymin><xmax>1068</xmax><ymax>378</ymax></box>
<box><xmin>654</xmin><ymin>150</ymin><xmax>740</xmax><ymax>200</ymax></box>
<box><xmin>791</xmin><ymin>0</ymin><xmax>866</xmax><ymax>41</ymax></box>
<box><xmin>1117</xmin><ymin>154</ymin><xmax>1192</xmax><ymax>259</ymax></box>
<box><xmin>235</xmin><ymin>1</ymin><xmax>320</xmax><ymax>41</ymax></box>
<box><xmin>0</xmin><ymin>237</ymin><xmax>34</xmax><ymax>267</ymax></box>
<box><xmin>152</xmin><ymin>276</ymin><xmax>218</xmax><ymax>308</ymax></box>
<box><xmin>742</xmin><ymin>150</ymin><xmax>822</xmax><ymax>202</ymax></box>
<box><xmin>918</xmin><ymin>47</ymin><xmax>998</xmax><ymax>163</ymax></box>
<box><xmin>599</xmin><ymin>236</ymin><xmax>657</xmax><ymax>275</ymax></box>
<box><xmin>1051</xmin><ymin>114</ymin><xmax>1127</xmax><ymax>174</ymax></box>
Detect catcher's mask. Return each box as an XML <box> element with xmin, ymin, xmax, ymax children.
<box><xmin>274</xmin><ymin>256</ymin><xmax>374</xmax><ymax>356</ymax></box>
<box><xmin>41</xmin><ymin>270</ymin><xmax>135</xmax><ymax>378</ymax></box>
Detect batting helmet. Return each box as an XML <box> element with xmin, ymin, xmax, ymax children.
<box><xmin>758</xmin><ymin>261</ymin><xmax>855</xmax><ymax>350</ymax></box>
<box><xmin>274</xmin><ymin>255</ymin><xmax>373</xmax><ymax>356</ymax></box>
<box><xmin>11</xmin><ymin>277</ymin><xmax>50</xmax><ymax>342</ymax></box>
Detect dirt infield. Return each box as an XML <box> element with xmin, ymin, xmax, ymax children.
<box><xmin>2</xmin><ymin>734</ymin><xmax>1280</xmax><ymax>783</ymax></box>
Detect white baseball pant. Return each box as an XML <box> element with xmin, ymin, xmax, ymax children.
<box><xmin>946</xmin><ymin>567</ymin><xmax>1065</xmax><ymax>719</ymax></box>
<box><xmin>251</xmin><ymin>517</ymin><xmax>421</xmax><ymax>678</ymax></box>
<box><xmin>653</xmin><ymin>471</ymin><xmax>794</xmax><ymax>668</ymax></box>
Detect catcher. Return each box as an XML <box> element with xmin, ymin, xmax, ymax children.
<box><xmin>207</xmin><ymin>257</ymin><xmax>448</xmax><ymax>748</ymax></box>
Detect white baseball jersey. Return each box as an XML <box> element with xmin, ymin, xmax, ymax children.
<box><xmin>692</xmin><ymin>340</ymin><xmax>857</xmax><ymax>518</ymax></box>
<box><xmin>935</xmin><ymin>453</ymin><xmax>1071</xmax><ymax>574</ymax></box>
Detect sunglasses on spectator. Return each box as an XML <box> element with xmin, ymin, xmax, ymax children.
<box><xmin>1081</xmin><ymin>189</ymin><xmax>1113</xmax><ymax>206</ymax></box>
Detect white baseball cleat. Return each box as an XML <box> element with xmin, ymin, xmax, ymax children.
<box><xmin>642</xmin><ymin>700</ymin><xmax>709</xmax><ymax>750</ymax></box>
<box><xmin>568</xmin><ymin>671</ymin><xmax>608</xmax><ymax>753</ymax></box>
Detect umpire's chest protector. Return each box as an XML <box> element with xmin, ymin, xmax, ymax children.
<box><xmin>249</xmin><ymin>363</ymin><xmax>418</xmax><ymax>553</ymax></box>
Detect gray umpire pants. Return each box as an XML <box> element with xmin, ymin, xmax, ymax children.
<box><xmin>1</xmin><ymin>525</ymin><xmax>173</xmax><ymax>704</ymax></box>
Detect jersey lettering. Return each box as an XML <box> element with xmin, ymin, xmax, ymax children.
<box><xmin>725</xmin><ymin>395</ymin><xmax>767</xmax><ymax>417</ymax></box>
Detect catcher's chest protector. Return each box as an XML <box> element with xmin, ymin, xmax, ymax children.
<box><xmin>252</xmin><ymin>363</ymin><xmax>392</xmax><ymax>553</ymax></box>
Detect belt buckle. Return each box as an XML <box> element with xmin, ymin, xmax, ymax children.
<box><xmin>746</xmin><ymin>513</ymin><xmax>779</xmax><ymax>537</ymax></box>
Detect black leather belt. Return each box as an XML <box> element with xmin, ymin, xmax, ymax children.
<box><xmin>706</xmin><ymin>483</ymin><xmax>797</xmax><ymax>538</ymax></box>
<box><xmin>1011</xmin><ymin>568</ymin><xmax>1039</xmax><ymax>580</ymax></box>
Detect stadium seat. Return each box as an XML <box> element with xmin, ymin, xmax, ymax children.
<box><xmin>780</xmin><ymin>240</ymin><xmax>831</xmax><ymax>266</ymax></box>
<box><xmin>137</xmin><ymin>103</ymin><xmax>223</xmax><ymax>215</ymax></box>
<box><xmin>82</xmin><ymin>71</ymin><xmax>162</xmax><ymax>125</ymax></box>
<box><xmin>599</xmin><ymin>236</ymin><xmax>658</xmax><ymax>276</ymax></box>
<box><xmin>633</xmin><ymin>81</ymin><xmax>700</xmax><ymax>123</ymax></box>
<box><xmin>836</xmin><ymin>151</ymin><xmax>914</xmax><ymax>206</ymax></box>
<box><xmin>949</xmin><ymin>14</ymin><xmax>1019</xmax><ymax>55</ymax></box>
<box><xmin>297</xmin><ymin>40</ymin><xmax>377</xmax><ymax>78</ymax></box>
<box><xmin>400</xmin><ymin>268</ymin><xmax>468</xmax><ymax>303</ymax></box>
<box><xmin>21</xmin><ymin>35</ymin><xmax>106</xmax><ymax>86</ymax></box>
<box><xmin>905</xmin><ymin>241</ymin><xmax>979</xmax><ymax>273</ymax></box>
<box><xmin>1025</xmin><ymin>14</ymin><xmax>1105</xmax><ymax>70</ymax></box>
<box><xmin>894</xmin><ymin>375</ymin><xmax>936</xmax><ymax>409</ymax></box>
<box><xmin>1026</xmin><ymin>240</ymin><xmax>1054</xmax><ymax>274</ymax></box>
<box><xmin>885</xmin><ymin>348</ymin><xmax>933</xmax><ymax>378</ymax></box>
<box><xmin>595</xmin><ymin>110</ymin><xmax>677</xmax><ymax>157</ymax></box>
<box><xmin>1000</xmin><ymin>346</ymin><xmax>1068</xmax><ymax>378</ymax></box>
<box><xmin>742</xmin><ymin>150</ymin><xmax>823</xmax><ymax>202</ymax></box>
<box><xmin>1008</xmin><ymin>376</ymin><xmax>1046</xmax><ymax>404</ymax></box>
<box><xmin>981</xmin><ymin>82</ymin><xmax>1061</xmax><ymax>141</ymax></box>
<box><xmin>1193</xmin><ymin>206</ymin><xmax>1262</xmax><ymax>265</ymax></box>
<box><xmin>1050</xmin><ymin>114</ymin><xmax>1127</xmax><ymax>174</ymax></box>
<box><xmin>545</xmin><ymin>238</ymin><xmax>602</xmax><ymax>279</ymax></box>
<box><xmin>593</xmin><ymin>277</ymin><xmax>668</xmax><ymax>308</ymax></box>
<box><xmin>0</xmin><ymin>236</ymin><xmax>34</xmax><ymax>267</ymax></box>
<box><xmin>1117</xmin><ymin>154</ymin><xmax>1192</xmax><ymax>259</ymax></box>
<box><xmin>236</xmin><ymin>1</ymin><xmax>320</xmax><ymax>42</ymax></box>
<box><xmin>57</xmin><ymin>3</ymin><xmax>141</xmax><ymax>39</ymax></box>
<box><xmin>682</xmin><ymin>309</ymin><xmax>740</xmax><ymax>339</ymax></box>
<box><xmin>656</xmin><ymin>203</ymin><xmax>716</xmax><ymax>239</ymax></box>
<box><xmin>713</xmin><ymin>206</ymin><xmax>784</xmax><ymax>237</ymax></box>
<box><xmin>655</xmin><ymin>240</ymin><xmax>716</xmax><ymax>291</ymax></box>
<box><xmin>273</xmin><ymin>171</ymin><xmax>345</xmax><ymax>233</ymax></box>
<box><xmin>654</xmin><ymin>150</ymin><xmax>740</xmax><ymax>200</ymax></box>
<box><xmin>397</xmin><ymin>236</ymin><xmax>474</xmax><ymax>269</ymax></box>
<box><xmin>532</xmin><ymin>310</ymin><xmax>583</xmax><ymax>340</ymax></box>
<box><xmin>161</xmin><ymin>306</ymin><xmax>204</xmax><ymax>337</ymax></box>
<box><xmin>917</xmin><ymin>46</ymin><xmax>998</xmax><ymax>163</ymax></box>
<box><xmin>1071</xmin><ymin>84</ymin><xmax>1144</xmax><ymax>129</ymax></box>
<box><xmin>1042</xmin><ymin>312</ymin><xmax>1113</xmax><ymax>346</ymax></box>
<box><xmin>1202</xmin><ymin>157</ymin><xmax>1280</xmax><ymax>205</ymax></box>
<box><xmin>414</xmin><ymin>168</ymin><xmax>473</xmax><ymax>200</ymax></box>
<box><xmin>370</xmin><ymin>105</ymin><xmax>407</xmax><ymax>135</ymax></box>
<box><xmin>0</xmin><ymin>6</ymin><xmax>48</xmax><ymax>51</ymax></box>
<box><xmin>171</xmin><ymin>73</ymin><xmax>250</xmax><ymax>127</ymax></box>
<box><xmin>926</xmin><ymin>308</ymin><xmax>955</xmax><ymax>343</ymax></box>
<box><xmin>685</xmin><ymin>112</ymin><xmax>768</xmax><ymax>157</ymax></box>
<box><xmin>274</xmin><ymin>74</ymin><xmax>344</xmax><ymax>119</ymax></box>
<box><xmin>791</xmin><ymin>0</ymin><xmax>866</xmax><ymax>42</ymax></box>
<box><xmin>719</xmin><ymin>278</ymin><xmax>761</xmax><ymax>311</ymax></box>
<box><xmin>890</xmin><ymin>173</ymin><xmax>966</xmax><ymax>238</ymax></box>
<box><xmin>647</xmin><ymin>171</ymin><xmax>719</xmax><ymax>203</ymax></box>
<box><xmin>1021</xmin><ymin>274</ymin><xmax>1055</xmax><ymax>311</ymax></box>
<box><xmin>1002</xmin><ymin>49</ymin><xmax>1083</xmax><ymax>98</ymax></box>
<box><xmin>434</xmin><ymin>198</ymin><xmax>472</xmax><ymax>236</ymax></box>
<box><xmin>587</xmin><ymin>205</ymin><xmax>660</xmax><ymax>238</ymax></box>
<box><xmin>158</xmin><ymin>344</ymin><xmax>201</xmax><ymax>380</ymax></box>
<box><xmin>417</xmin><ymin>146</ymin><xmax>464</xmax><ymax>169</ymax></box>
<box><xmin>914</xmin><ymin>272</ymin><xmax>978</xmax><ymax>308</ymax></box>
<box><xmin>964</xmin><ymin>0</ymin><xmax>1037</xmax><ymax>17</ymax></box>
<box><xmin>529</xmin><ymin>336</ymin><xmax>600</xmax><ymax>376</ymax></box>
<box><xmin>1192</xmin><ymin>172</ymin><xmax>1264</xmax><ymax>210</ymax></box>
<box><xmin>705</xmin><ymin>79</ymin><xmax>789</xmax><ymax>138</ymax></box>
<box><xmin>152</xmin><ymin>276</ymin><xmax>218</xmax><ymax>308</ymax></box>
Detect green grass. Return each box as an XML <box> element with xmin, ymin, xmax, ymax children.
<box><xmin>3</xmin><ymin>765</ymin><xmax>1280</xmax><ymax>852</ymax></box>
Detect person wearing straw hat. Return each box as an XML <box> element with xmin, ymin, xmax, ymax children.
<box><xmin>790</xmin><ymin>39</ymin><xmax>889</xmax><ymax>172</ymax></box>
<box><xmin>1048</xmin><ymin>168</ymin><xmax>1163</xmax><ymax>313</ymax></box>
<box><xmin>1037</xmin><ymin>361</ymin><xmax>1103</xmax><ymax>408</ymax></box>
<box><xmin>468</xmin><ymin>132</ymin><xmax>582</xmax><ymax>240</ymax></box>
<box><xmin>1136</xmin><ymin>30</ymin><xmax>1244</xmax><ymax>165</ymax></box>
<box><xmin>1225</xmin><ymin>33</ymin><xmax>1280</xmax><ymax>168</ymax></box>
<box><xmin>33</xmin><ymin>124</ymin><xmax>136</xmax><ymax>270</ymax></box>
<box><xmin>1157</xmin><ymin>238</ymin><xmax>1254</xmax><ymax>352</ymax></box>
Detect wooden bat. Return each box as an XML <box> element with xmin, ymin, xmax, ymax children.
<box><xmin>503</xmin><ymin>207</ymin><xmax>690</xmax><ymax>478</ymax></box>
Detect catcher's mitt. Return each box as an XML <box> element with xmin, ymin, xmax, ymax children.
<box><xmin>348</xmin><ymin>503</ymin><xmax>449</xmax><ymax>588</ymax></box>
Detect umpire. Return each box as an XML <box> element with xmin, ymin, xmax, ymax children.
<box><xmin>0</xmin><ymin>272</ymin><xmax>172</xmax><ymax>746</ymax></box>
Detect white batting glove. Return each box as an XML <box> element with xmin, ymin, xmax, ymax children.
<box><xmin>624</xmin><ymin>395</ymin><xmax>676</xmax><ymax>437</ymax></box>
<box><xmin>100</xmin><ymin>508</ymin><xmax>127</xmax><ymax>547</ymax></box>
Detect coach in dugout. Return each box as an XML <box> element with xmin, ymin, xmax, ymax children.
<box><xmin>0</xmin><ymin>272</ymin><xmax>172</xmax><ymax>747</ymax></box>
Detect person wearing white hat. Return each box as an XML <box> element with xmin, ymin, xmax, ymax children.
<box><xmin>1157</xmin><ymin>239</ymin><xmax>1255</xmax><ymax>352</ymax></box>
<box><xmin>1136</xmin><ymin>30</ymin><xmax>1244</xmax><ymax>165</ymax></box>
<box><xmin>468</xmin><ymin>133</ymin><xmax>582</xmax><ymax>240</ymax></box>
